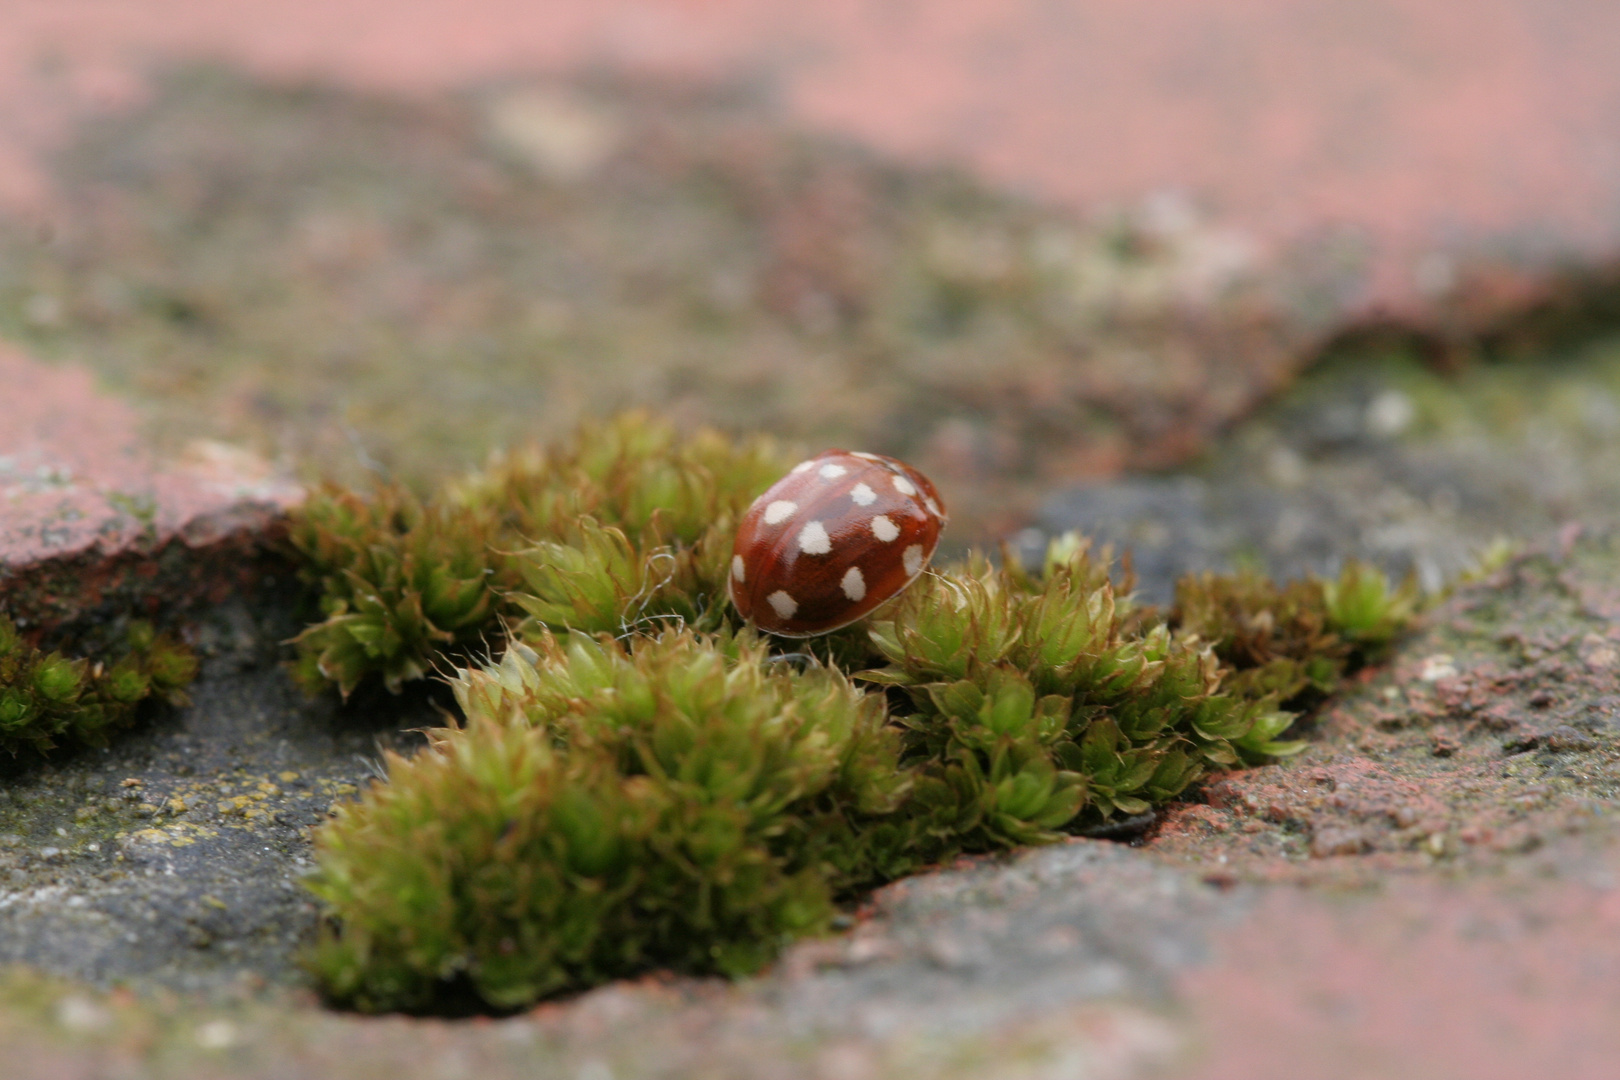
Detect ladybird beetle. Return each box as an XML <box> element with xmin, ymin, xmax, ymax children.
<box><xmin>729</xmin><ymin>450</ymin><xmax>947</xmax><ymax>636</ymax></box>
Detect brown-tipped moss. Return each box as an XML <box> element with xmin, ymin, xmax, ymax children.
<box><xmin>307</xmin><ymin>629</ymin><xmax>917</xmax><ymax>1012</ymax></box>
<box><xmin>286</xmin><ymin>413</ymin><xmax>786</xmax><ymax>696</ymax></box>
<box><xmin>863</xmin><ymin>538</ymin><xmax>1280</xmax><ymax>832</ymax></box>
<box><xmin>0</xmin><ymin>616</ymin><xmax>197</xmax><ymax>756</ymax></box>
<box><xmin>507</xmin><ymin>514</ymin><xmax>734</xmax><ymax>639</ymax></box>
<box><xmin>1170</xmin><ymin>559</ymin><xmax>1421</xmax><ymax>707</ymax></box>
<box><xmin>448</xmin><ymin>415</ymin><xmax>784</xmax><ymax>548</ymax></box>
<box><xmin>287</xmin><ymin>484</ymin><xmax>508</xmax><ymax>696</ymax></box>
<box><xmin>295</xmin><ymin>430</ymin><xmax>1423</xmax><ymax>1012</ymax></box>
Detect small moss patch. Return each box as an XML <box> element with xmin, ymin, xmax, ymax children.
<box><xmin>0</xmin><ymin>617</ymin><xmax>196</xmax><ymax>757</ymax></box>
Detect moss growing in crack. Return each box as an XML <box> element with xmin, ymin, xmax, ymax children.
<box><xmin>286</xmin><ymin>484</ymin><xmax>505</xmax><ymax>696</ymax></box>
<box><xmin>298</xmin><ymin>419</ymin><xmax>1421</xmax><ymax>1013</ymax></box>
<box><xmin>307</xmin><ymin>629</ymin><xmax>917</xmax><ymax>1012</ymax></box>
<box><xmin>286</xmin><ymin>413</ymin><xmax>784</xmax><ymax>696</ymax></box>
<box><xmin>0</xmin><ymin>617</ymin><xmax>197</xmax><ymax>756</ymax></box>
<box><xmin>1170</xmin><ymin>561</ymin><xmax>1420</xmax><ymax>706</ymax></box>
<box><xmin>862</xmin><ymin>540</ymin><xmax>1293</xmax><ymax>836</ymax></box>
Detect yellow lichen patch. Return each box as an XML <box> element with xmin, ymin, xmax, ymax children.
<box><xmin>216</xmin><ymin>795</ymin><xmax>266</xmax><ymax>818</ymax></box>
<box><xmin>126</xmin><ymin>822</ymin><xmax>220</xmax><ymax>848</ymax></box>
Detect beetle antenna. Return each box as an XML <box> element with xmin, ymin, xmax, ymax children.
<box><xmin>615</xmin><ymin>550</ymin><xmax>682</xmax><ymax>638</ymax></box>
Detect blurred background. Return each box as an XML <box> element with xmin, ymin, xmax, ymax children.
<box><xmin>5</xmin><ymin>0</ymin><xmax>1620</xmax><ymax>576</ymax></box>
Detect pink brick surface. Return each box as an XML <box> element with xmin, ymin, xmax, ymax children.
<box><xmin>3</xmin><ymin>0</ymin><xmax>1620</xmax><ymax>317</ymax></box>
<box><xmin>1183</xmin><ymin>860</ymin><xmax>1620</xmax><ymax>1080</ymax></box>
<box><xmin>0</xmin><ymin>344</ymin><xmax>300</xmax><ymax>610</ymax></box>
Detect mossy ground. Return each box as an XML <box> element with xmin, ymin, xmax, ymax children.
<box><xmin>276</xmin><ymin>409</ymin><xmax>1420</xmax><ymax>1012</ymax></box>
<box><xmin>2</xmin><ymin>61</ymin><xmax>1620</xmax><ymax>1080</ymax></box>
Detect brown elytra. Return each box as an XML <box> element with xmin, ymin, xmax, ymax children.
<box><xmin>729</xmin><ymin>450</ymin><xmax>946</xmax><ymax>637</ymax></box>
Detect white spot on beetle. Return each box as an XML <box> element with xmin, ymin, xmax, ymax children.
<box><xmin>871</xmin><ymin>515</ymin><xmax>900</xmax><ymax>542</ymax></box>
<box><xmin>892</xmin><ymin>474</ymin><xmax>917</xmax><ymax>496</ymax></box>
<box><xmin>763</xmin><ymin>500</ymin><xmax>798</xmax><ymax>525</ymax></box>
<box><xmin>849</xmin><ymin>482</ymin><xmax>877</xmax><ymax>506</ymax></box>
<box><xmin>841</xmin><ymin>566</ymin><xmax>866</xmax><ymax>602</ymax></box>
<box><xmin>903</xmin><ymin>544</ymin><xmax>925</xmax><ymax>576</ymax></box>
<box><xmin>791</xmin><ymin>460</ymin><xmax>815</xmax><ymax>474</ymax></box>
<box><xmin>798</xmin><ymin>521</ymin><xmax>832</xmax><ymax>555</ymax></box>
<box><xmin>924</xmin><ymin>496</ymin><xmax>941</xmax><ymax>517</ymax></box>
<box><xmin>767</xmin><ymin>591</ymin><xmax>798</xmax><ymax>619</ymax></box>
<box><xmin>819</xmin><ymin>463</ymin><xmax>848</xmax><ymax>479</ymax></box>
<box><xmin>732</xmin><ymin>555</ymin><xmax>746</xmax><ymax>582</ymax></box>
<box><xmin>851</xmin><ymin>451</ymin><xmax>881</xmax><ymax>460</ymax></box>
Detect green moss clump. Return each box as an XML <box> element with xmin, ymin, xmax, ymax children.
<box><xmin>307</xmin><ymin>629</ymin><xmax>914</xmax><ymax>1012</ymax></box>
<box><xmin>0</xmin><ymin>617</ymin><xmax>197</xmax><ymax>755</ymax></box>
<box><xmin>1170</xmin><ymin>561</ymin><xmax>1419</xmax><ymax>705</ymax></box>
<box><xmin>298</xmin><ymin>418</ymin><xmax>1422</xmax><ymax>1013</ymax></box>
<box><xmin>286</xmin><ymin>485</ymin><xmax>504</xmax><ymax>695</ymax></box>
<box><xmin>862</xmin><ymin>540</ymin><xmax>1291</xmax><ymax>836</ymax></box>
<box><xmin>286</xmin><ymin>413</ymin><xmax>783</xmax><ymax>696</ymax></box>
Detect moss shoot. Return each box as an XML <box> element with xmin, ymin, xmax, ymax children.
<box><xmin>0</xmin><ymin>617</ymin><xmax>197</xmax><ymax>756</ymax></box>
<box><xmin>285</xmin><ymin>413</ymin><xmax>781</xmax><ymax>696</ymax></box>
<box><xmin>295</xmin><ymin>415</ymin><xmax>1417</xmax><ymax>1012</ymax></box>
